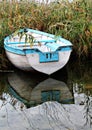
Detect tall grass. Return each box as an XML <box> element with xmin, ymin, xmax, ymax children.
<box><xmin>0</xmin><ymin>0</ymin><xmax>92</xmax><ymax>67</ymax></box>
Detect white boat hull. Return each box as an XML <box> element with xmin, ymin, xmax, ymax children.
<box><xmin>4</xmin><ymin>28</ymin><xmax>72</xmax><ymax>75</ymax></box>
<box><xmin>6</xmin><ymin>50</ymin><xmax>72</xmax><ymax>75</ymax></box>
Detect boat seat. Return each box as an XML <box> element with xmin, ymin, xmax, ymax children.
<box><xmin>45</xmin><ymin>42</ymin><xmax>62</xmax><ymax>51</ymax></box>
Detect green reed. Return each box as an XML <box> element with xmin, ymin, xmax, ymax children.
<box><xmin>0</xmin><ymin>0</ymin><xmax>92</xmax><ymax>61</ymax></box>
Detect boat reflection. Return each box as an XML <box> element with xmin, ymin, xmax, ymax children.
<box><xmin>7</xmin><ymin>71</ymin><xmax>73</xmax><ymax>107</ymax></box>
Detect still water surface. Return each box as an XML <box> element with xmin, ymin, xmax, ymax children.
<box><xmin>0</xmin><ymin>60</ymin><xmax>92</xmax><ymax>130</ymax></box>
<box><xmin>0</xmin><ymin>60</ymin><xmax>92</xmax><ymax>107</ymax></box>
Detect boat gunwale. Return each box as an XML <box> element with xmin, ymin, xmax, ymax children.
<box><xmin>4</xmin><ymin>28</ymin><xmax>72</xmax><ymax>55</ymax></box>
<box><xmin>4</xmin><ymin>28</ymin><xmax>72</xmax><ymax>46</ymax></box>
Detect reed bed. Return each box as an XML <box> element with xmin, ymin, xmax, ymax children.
<box><xmin>0</xmin><ymin>0</ymin><xmax>92</xmax><ymax>67</ymax></box>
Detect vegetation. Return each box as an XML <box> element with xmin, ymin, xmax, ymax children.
<box><xmin>0</xmin><ymin>0</ymin><xmax>92</xmax><ymax>68</ymax></box>
<box><xmin>67</xmin><ymin>59</ymin><xmax>92</xmax><ymax>96</ymax></box>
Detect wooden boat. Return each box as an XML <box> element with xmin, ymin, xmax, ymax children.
<box><xmin>4</xmin><ymin>28</ymin><xmax>72</xmax><ymax>75</ymax></box>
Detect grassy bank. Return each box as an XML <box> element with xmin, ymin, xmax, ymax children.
<box><xmin>0</xmin><ymin>0</ymin><xmax>92</xmax><ymax>68</ymax></box>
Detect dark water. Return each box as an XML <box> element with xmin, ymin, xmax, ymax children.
<box><xmin>0</xmin><ymin>60</ymin><xmax>92</xmax><ymax>108</ymax></box>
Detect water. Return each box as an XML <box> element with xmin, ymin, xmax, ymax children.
<box><xmin>0</xmin><ymin>60</ymin><xmax>92</xmax><ymax>129</ymax></box>
<box><xmin>0</xmin><ymin>67</ymin><xmax>72</xmax><ymax>107</ymax></box>
<box><xmin>0</xmin><ymin>61</ymin><xmax>92</xmax><ymax>104</ymax></box>
<box><xmin>0</xmin><ymin>60</ymin><xmax>92</xmax><ymax>107</ymax></box>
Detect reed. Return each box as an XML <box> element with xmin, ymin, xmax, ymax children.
<box><xmin>0</xmin><ymin>0</ymin><xmax>92</xmax><ymax>64</ymax></box>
